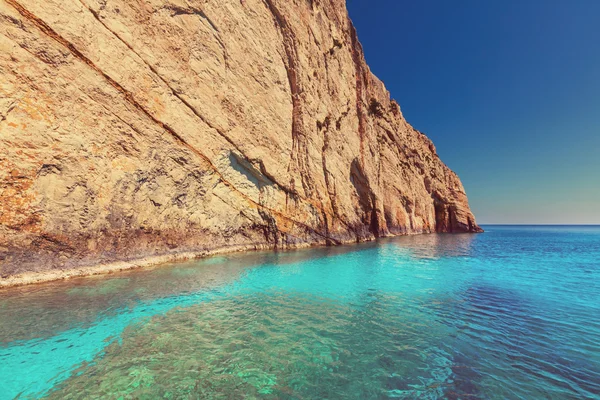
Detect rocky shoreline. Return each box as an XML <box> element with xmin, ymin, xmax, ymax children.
<box><xmin>1</xmin><ymin>0</ymin><xmax>480</xmax><ymax>280</ymax></box>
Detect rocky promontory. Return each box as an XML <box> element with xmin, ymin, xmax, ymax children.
<box><xmin>0</xmin><ymin>0</ymin><xmax>481</xmax><ymax>285</ymax></box>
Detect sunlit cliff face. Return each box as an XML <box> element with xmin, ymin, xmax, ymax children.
<box><xmin>0</xmin><ymin>0</ymin><xmax>479</xmax><ymax>279</ymax></box>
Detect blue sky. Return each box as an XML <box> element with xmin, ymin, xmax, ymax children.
<box><xmin>347</xmin><ymin>0</ymin><xmax>600</xmax><ymax>224</ymax></box>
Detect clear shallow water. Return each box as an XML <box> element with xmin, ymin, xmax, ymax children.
<box><xmin>1</xmin><ymin>226</ymin><xmax>599</xmax><ymax>399</ymax></box>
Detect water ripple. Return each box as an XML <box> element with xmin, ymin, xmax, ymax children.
<box><xmin>0</xmin><ymin>226</ymin><xmax>599</xmax><ymax>399</ymax></box>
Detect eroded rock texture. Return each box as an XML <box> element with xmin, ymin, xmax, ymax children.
<box><xmin>0</xmin><ymin>0</ymin><xmax>481</xmax><ymax>277</ymax></box>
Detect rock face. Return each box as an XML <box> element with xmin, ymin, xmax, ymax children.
<box><xmin>0</xmin><ymin>0</ymin><xmax>481</xmax><ymax>279</ymax></box>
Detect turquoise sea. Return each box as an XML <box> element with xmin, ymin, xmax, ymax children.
<box><xmin>0</xmin><ymin>226</ymin><xmax>599</xmax><ymax>399</ymax></box>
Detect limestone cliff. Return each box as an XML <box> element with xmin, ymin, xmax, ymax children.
<box><xmin>0</xmin><ymin>0</ymin><xmax>481</xmax><ymax>280</ymax></box>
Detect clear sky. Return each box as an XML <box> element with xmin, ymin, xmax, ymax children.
<box><xmin>346</xmin><ymin>0</ymin><xmax>600</xmax><ymax>224</ymax></box>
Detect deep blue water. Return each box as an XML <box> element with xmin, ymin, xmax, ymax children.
<box><xmin>0</xmin><ymin>226</ymin><xmax>599</xmax><ymax>399</ymax></box>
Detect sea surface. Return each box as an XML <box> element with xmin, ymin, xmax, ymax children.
<box><xmin>0</xmin><ymin>226</ymin><xmax>599</xmax><ymax>399</ymax></box>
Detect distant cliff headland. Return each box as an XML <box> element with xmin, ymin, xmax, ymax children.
<box><xmin>0</xmin><ymin>0</ymin><xmax>480</xmax><ymax>286</ymax></box>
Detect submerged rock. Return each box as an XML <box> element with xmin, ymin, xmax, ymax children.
<box><xmin>0</xmin><ymin>0</ymin><xmax>481</xmax><ymax>279</ymax></box>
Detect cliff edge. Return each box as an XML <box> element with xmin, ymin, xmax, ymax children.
<box><xmin>0</xmin><ymin>0</ymin><xmax>481</xmax><ymax>281</ymax></box>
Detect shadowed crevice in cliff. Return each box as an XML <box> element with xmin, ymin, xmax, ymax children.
<box><xmin>3</xmin><ymin>0</ymin><xmax>343</xmax><ymax>247</ymax></box>
<box><xmin>317</xmin><ymin>114</ymin><xmax>359</xmax><ymax>242</ymax></box>
<box><xmin>433</xmin><ymin>197</ymin><xmax>481</xmax><ymax>233</ymax></box>
<box><xmin>434</xmin><ymin>200</ymin><xmax>456</xmax><ymax>233</ymax></box>
<box><xmin>261</xmin><ymin>0</ymin><xmax>364</xmax><ymax>242</ymax></box>
<box><xmin>350</xmin><ymin>159</ymin><xmax>380</xmax><ymax>238</ymax></box>
<box><xmin>224</xmin><ymin>151</ymin><xmax>277</xmax><ymax>210</ymax></box>
<box><xmin>262</xmin><ymin>0</ymin><xmax>313</xmax><ymax>198</ymax></box>
<box><xmin>349</xmin><ymin>22</ymin><xmax>368</xmax><ymax>167</ymax></box>
<box><xmin>227</xmin><ymin>151</ymin><xmax>274</xmax><ymax>190</ymax></box>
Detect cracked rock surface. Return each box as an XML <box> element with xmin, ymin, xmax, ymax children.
<box><xmin>0</xmin><ymin>0</ymin><xmax>482</xmax><ymax>278</ymax></box>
